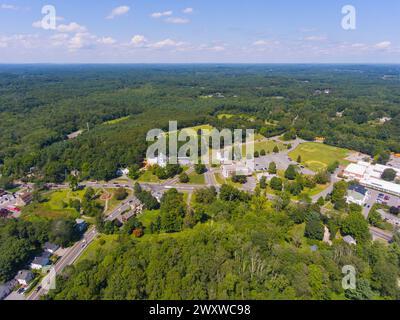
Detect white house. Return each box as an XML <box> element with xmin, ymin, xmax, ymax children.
<box><xmin>147</xmin><ymin>153</ymin><xmax>168</xmax><ymax>168</ymax></box>
<box><xmin>15</xmin><ymin>270</ymin><xmax>34</xmax><ymax>287</ymax></box>
<box><xmin>346</xmin><ymin>184</ymin><xmax>369</xmax><ymax>206</ymax></box>
<box><xmin>117</xmin><ymin>168</ymin><xmax>130</xmax><ymax>176</ymax></box>
<box><xmin>30</xmin><ymin>252</ymin><xmax>50</xmax><ymax>270</ymax></box>
<box><xmin>43</xmin><ymin>242</ymin><xmax>60</xmax><ymax>254</ymax></box>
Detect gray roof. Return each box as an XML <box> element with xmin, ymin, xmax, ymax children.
<box><xmin>32</xmin><ymin>252</ymin><xmax>51</xmax><ymax>266</ymax></box>
<box><xmin>343</xmin><ymin>235</ymin><xmax>357</xmax><ymax>244</ymax></box>
<box><xmin>43</xmin><ymin>242</ymin><xmax>59</xmax><ymax>252</ymax></box>
<box><xmin>16</xmin><ymin>270</ymin><xmax>34</xmax><ymax>281</ymax></box>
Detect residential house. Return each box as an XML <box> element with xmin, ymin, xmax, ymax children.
<box><xmin>117</xmin><ymin>168</ymin><xmax>130</xmax><ymax>176</ymax></box>
<box><xmin>43</xmin><ymin>242</ymin><xmax>60</xmax><ymax>254</ymax></box>
<box><xmin>75</xmin><ymin>219</ymin><xmax>87</xmax><ymax>233</ymax></box>
<box><xmin>343</xmin><ymin>235</ymin><xmax>357</xmax><ymax>246</ymax></box>
<box><xmin>0</xmin><ymin>280</ymin><xmax>16</xmax><ymax>300</ymax></box>
<box><xmin>30</xmin><ymin>252</ymin><xmax>50</xmax><ymax>270</ymax></box>
<box><xmin>15</xmin><ymin>270</ymin><xmax>34</xmax><ymax>287</ymax></box>
<box><xmin>147</xmin><ymin>153</ymin><xmax>168</xmax><ymax>168</ymax></box>
<box><xmin>16</xmin><ymin>192</ymin><xmax>33</xmax><ymax>207</ymax></box>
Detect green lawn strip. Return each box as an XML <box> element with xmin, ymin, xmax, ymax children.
<box><xmin>22</xmin><ymin>189</ymin><xmax>85</xmax><ymax>220</ymax></box>
<box><xmin>103</xmin><ymin>116</ymin><xmax>130</xmax><ymax>125</ymax></box>
<box><xmin>187</xmin><ymin>171</ymin><xmax>206</xmax><ymax>184</ymax></box>
<box><xmin>137</xmin><ymin>170</ymin><xmax>161</xmax><ymax>183</ymax></box>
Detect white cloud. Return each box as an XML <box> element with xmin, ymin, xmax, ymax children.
<box><xmin>149</xmin><ymin>38</ymin><xmax>185</xmax><ymax>49</ymax></box>
<box><xmin>32</xmin><ymin>16</ymin><xmax>65</xmax><ymax>29</ymax></box>
<box><xmin>49</xmin><ymin>33</ymin><xmax>69</xmax><ymax>46</ymax></box>
<box><xmin>253</xmin><ymin>40</ymin><xmax>269</xmax><ymax>46</ymax></box>
<box><xmin>151</xmin><ymin>11</ymin><xmax>173</xmax><ymax>18</ymax></box>
<box><xmin>253</xmin><ymin>40</ymin><xmax>279</xmax><ymax>47</ymax></box>
<box><xmin>106</xmin><ymin>6</ymin><xmax>130</xmax><ymax>19</ymax></box>
<box><xmin>130</xmin><ymin>35</ymin><xmax>147</xmax><ymax>46</ymax></box>
<box><xmin>165</xmin><ymin>17</ymin><xmax>190</xmax><ymax>24</ymax></box>
<box><xmin>375</xmin><ymin>41</ymin><xmax>391</xmax><ymax>49</ymax></box>
<box><xmin>57</xmin><ymin>22</ymin><xmax>87</xmax><ymax>33</ymax></box>
<box><xmin>67</xmin><ymin>32</ymin><xmax>96</xmax><ymax>50</ymax></box>
<box><xmin>182</xmin><ymin>8</ymin><xmax>194</xmax><ymax>14</ymax></box>
<box><xmin>0</xmin><ymin>4</ymin><xmax>18</xmax><ymax>10</ymax></box>
<box><xmin>303</xmin><ymin>35</ymin><xmax>327</xmax><ymax>42</ymax></box>
<box><xmin>97</xmin><ymin>37</ymin><xmax>116</xmax><ymax>45</ymax></box>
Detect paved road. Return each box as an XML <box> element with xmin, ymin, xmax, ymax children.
<box><xmin>27</xmin><ymin>227</ymin><xmax>98</xmax><ymax>300</ymax></box>
<box><xmin>370</xmin><ymin>226</ymin><xmax>393</xmax><ymax>242</ymax></box>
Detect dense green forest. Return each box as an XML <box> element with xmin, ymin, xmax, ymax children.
<box><xmin>0</xmin><ymin>64</ymin><xmax>399</xmax><ymax>182</ymax></box>
<box><xmin>47</xmin><ymin>186</ymin><xmax>400</xmax><ymax>300</ymax></box>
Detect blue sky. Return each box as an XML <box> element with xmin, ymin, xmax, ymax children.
<box><xmin>0</xmin><ymin>0</ymin><xmax>399</xmax><ymax>63</ymax></box>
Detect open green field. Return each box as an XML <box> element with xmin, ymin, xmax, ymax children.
<box><xmin>22</xmin><ymin>189</ymin><xmax>85</xmax><ymax>220</ymax></box>
<box><xmin>138</xmin><ymin>210</ymin><xmax>160</xmax><ymax>233</ymax></box>
<box><xmin>292</xmin><ymin>183</ymin><xmax>329</xmax><ymax>201</ymax></box>
<box><xmin>289</xmin><ymin>142</ymin><xmax>350</xmax><ymax>172</ymax></box>
<box><xmin>137</xmin><ymin>170</ymin><xmax>161</xmax><ymax>183</ymax></box>
<box><xmin>217</xmin><ymin>113</ymin><xmax>256</xmax><ymax>122</ymax></box>
<box><xmin>162</xmin><ymin>124</ymin><xmax>215</xmax><ymax>137</ymax></box>
<box><xmin>103</xmin><ymin>116</ymin><xmax>130</xmax><ymax>125</ymax></box>
<box><xmin>78</xmin><ymin>234</ymin><xmax>120</xmax><ymax>262</ymax></box>
<box><xmin>187</xmin><ymin>171</ymin><xmax>206</xmax><ymax>184</ymax></box>
<box><xmin>242</xmin><ymin>140</ymin><xmax>286</xmax><ymax>157</ymax></box>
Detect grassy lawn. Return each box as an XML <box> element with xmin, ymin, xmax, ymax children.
<box><xmin>215</xmin><ymin>172</ymin><xmax>226</xmax><ymax>185</ymax></box>
<box><xmin>103</xmin><ymin>116</ymin><xmax>130</xmax><ymax>125</ymax></box>
<box><xmin>78</xmin><ymin>234</ymin><xmax>120</xmax><ymax>262</ymax></box>
<box><xmin>187</xmin><ymin>171</ymin><xmax>206</xmax><ymax>184</ymax></box>
<box><xmin>22</xmin><ymin>189</ymin><xmax>85</xmax><ymax>220</ymax></box>
<box><xmin>103</xmin><ymin>188</ymin><xmax>132</xmax><ymax>214</ymax></box>
<box><xmin>138</xmin><ymin>210</ymin><xmax>160</xmax><ymax>232</ymax></box>
<box><xmin>217</xmin><ymin>113</ymin><xmax>256</xmax><ymax>122</ymax></box>
<box><xmin>242</xmin><ymin>140</ymin><xmax>286</xmax><ymax>157</ymax></box>
<box><xmin>162</xmin><ymin>124</ymin><xmax>215</xmax><ymax>137</ymax></box>
<box><xmin>289</xmin><ymin>142</ymin><xmax>350</xmax><ymax>172</ymax></box>
<box><xmin>137</xmin><ymin>170</ymin><xmax>161</xmax><ymax>183</ymax></box>
<box><xmin>292</xmin><ymin>184</ymin><xmax>329</xmax><ymax>201</ymax></box>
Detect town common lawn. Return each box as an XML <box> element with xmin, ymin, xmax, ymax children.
<box><xmin>22</xmin><ymin>189</ymin><xmax>85</xmax><ymax>220</ymax></box>
<box><xmin>188</xmin><ymin>171</ymin><xmax>206</xmax><ymax>185</ymax></box>
<box><xmin>137</xmin><ymin>170</ymin><xmax>161</xmax><ymax>183</ymax></box>
<box><xmin>289</xmin><ymin>142</ymin><xmax>350</xmax><ymax>172</ymax></box>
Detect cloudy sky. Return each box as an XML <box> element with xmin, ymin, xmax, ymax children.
<box><xmin>0</xmin><ymin>0</ymin><xmax>399</xmax><ymax>63</ymax></box>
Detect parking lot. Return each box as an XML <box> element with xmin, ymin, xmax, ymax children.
<box><xmin>363</xmin><ymin>188</ymin><xmax>400</xmax><ymax>218</ymax></box>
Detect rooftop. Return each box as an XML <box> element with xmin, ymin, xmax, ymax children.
<box><xmin>16</xmin><ymin>270</ymin><xmax>34</xmax><ymax>281</ymax></box>
<box><xmin>348</xmin><ymin>184</ymin><xmax>368</xmax><ymax>196</ymax></box>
